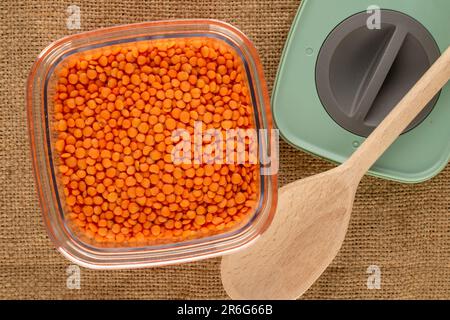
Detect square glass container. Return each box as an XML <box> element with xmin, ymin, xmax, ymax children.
<box><xmin>27</xmin><ymin>20</ymin><xmax>277</xmax><ymax>269</ymax></box>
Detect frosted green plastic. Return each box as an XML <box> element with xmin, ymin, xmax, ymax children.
<box><xmin>272</xmin><ymin>0</ymin><xmax>450</xmax><ymax>183</ymax></box>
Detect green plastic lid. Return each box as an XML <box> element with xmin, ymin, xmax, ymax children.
<box><xmin>273</xmin><ymin>0</ymin><xmax>450</xmax><ymax>183</ymax></box>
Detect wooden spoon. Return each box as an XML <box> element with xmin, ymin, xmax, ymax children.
<box><xmin>221</xmin><ymin>46</ymin><xmax>450</xmax><ymax>300</ymax></box>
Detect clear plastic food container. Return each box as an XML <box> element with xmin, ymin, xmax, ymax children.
<box><xmin>27</xmin><ymin>20</ymin><xmax>277</xmax><ymax>269</ymax></box>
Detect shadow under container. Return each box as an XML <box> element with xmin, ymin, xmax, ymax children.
<box><xmin>27</xmin><ymin>20</ymin><xmax>277</xmax><ymax>269</ymax></box>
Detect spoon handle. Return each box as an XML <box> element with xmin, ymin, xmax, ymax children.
<box><xmin>345</xmin><ymin>46</ymin><xmax>450</xmax><ymax>181</ymax></box>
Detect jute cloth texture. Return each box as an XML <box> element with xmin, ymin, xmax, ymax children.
<box><xmin>1</xmin><ymin>0</ymin><xmax>450</xmax><ymax>299</ymax></box>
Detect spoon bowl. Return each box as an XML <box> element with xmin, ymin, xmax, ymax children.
<box><xmin>222</xmin><ymin>167</ymin><xmax>357</xmax><ymax>299</ymax></box>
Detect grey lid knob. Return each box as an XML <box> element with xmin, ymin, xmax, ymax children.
<box><xmin>316</xmin><ymin>10</ymin><xmax>441</xmax><ymax>137</ymax></box>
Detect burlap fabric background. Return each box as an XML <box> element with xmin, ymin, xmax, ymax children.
<box><xmin>1</xmin><ymin>0</ymin><xmax>450</xmax><ymax>299</ymax></box>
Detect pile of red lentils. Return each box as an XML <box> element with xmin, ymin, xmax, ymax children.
<box><xmin>53</xmin><ymin>38</ymin><xmax>259</xmax><ymax>244</ymax></box>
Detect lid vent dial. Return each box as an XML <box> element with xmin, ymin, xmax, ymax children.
<box><xmin>316</xmin><ymin>10</ymin><xmax>441</xmax><ymax>137</ymax></box>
